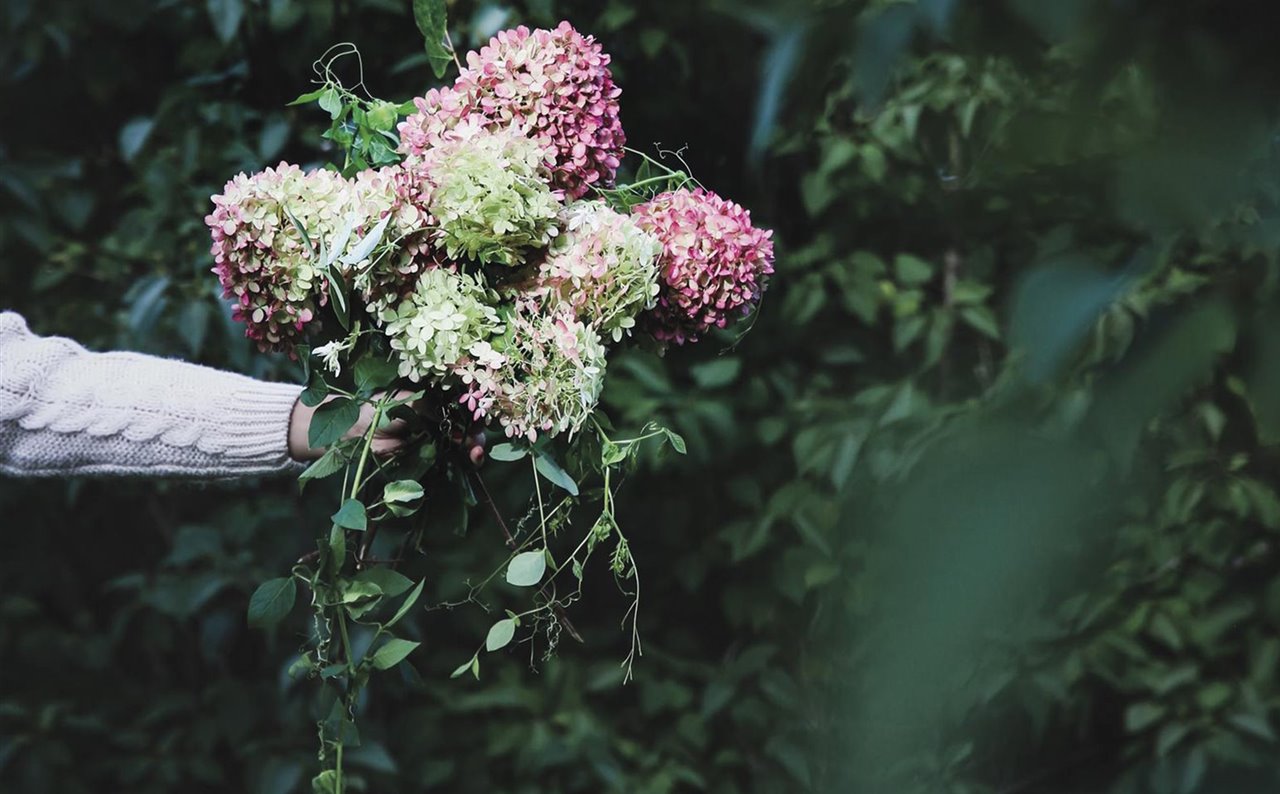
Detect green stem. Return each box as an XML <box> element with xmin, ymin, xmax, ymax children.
<box><xmin>349</xmin><ymin>402</ymin><xmax>383</xmax><ymax>501</ymax></box>
<box><xmin>335</xmin><ymin>742</ymin><xmax>344</xmax><ymax>794</ymax></box>
<box><xmin>618</xmin><ymin>173</ymin><xmax>682</xmax><ymax>192</ymax></box>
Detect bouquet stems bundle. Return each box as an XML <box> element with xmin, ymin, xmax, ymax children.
<box><xmin>207</xmin><ymin>8</ymin><xmax>773</xmax><ymax>791</ymax></box>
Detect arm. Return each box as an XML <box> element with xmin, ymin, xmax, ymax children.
<box><xmin>0</xmin><ymin>311</ymin><xmax>304</xmax><ymax>479</ymax></box>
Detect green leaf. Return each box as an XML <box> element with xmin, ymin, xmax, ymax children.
<box><xmin>299</xmin><ymin>447</ymin><xmax>346</xmax><ymax>482</ymax></box>
<box><xmin>450</xmin><ymin>655</ymin><xmax>476</xmax><ymax>679</ymax></box>
<box><xmin>326</xmin><ymin>267</ymin><xmax>350</xmax><ymax>330</ymax></box>
<box><xmin>288</xmin><ymin>88</ymin><xmax>327</xmax><ymax>106</ymax></box>
<box><xmin>663</xmin><ymin>429</ymin><xmax>688</xmax><ymax>455</ymax></box>
<box><xmin>1228</xmin><ymin>713</ymin><xmax>1275</xmax><ymax>741</ymax></box>
<box><xmin>366</xmin><ymin>101</ymin><xmax>399</xmax><ymax>132</ymax></box>
<box><xmin>690</xmin><ymin>358</ymin><xmax>741</xmax><ymax>389</ymax></box>
<box><xmin>354</xmin><ymin>356</ymin><xmax>399</xmax><ymax>394</ymax></box>
<box><xmin>383</xmin><ymin>479</ymin><xmax>425</xmax><ymax>504</ymax></box>
<box><xmin>371</xmin><ymin>638</ymin><xmax>421</xmax><ymax>670</ymax></box>
<box><xmin>412</xmin><ymin>0</ymin><xmax>452</xmax><ymax>78</ymax></box>
<box><xmin>488</xmin><ymin>443</ymin><xmax>527</xmax><ymax>462</ymax></box>
<box><xmin>300</xmin><ymin>369</ymin><xmax>329</xmax><ymax>407</ymax></box>
<box><xmin>1124</xmin><ymin>702</ymin><xmax>1166</xmax><ymax>733</ymax></box>
<box><xmin>118</xmin><ymin>117</ymin><xmax>154</xmax><ymax>163</ymax></box>
<box><xmin>318</xmin><ymin>88</ymin><xmax>343</xmax><ymax>119</ymax></box>
<box><xmin>894</xmin><ymin>253</ymin><xmax>933</xmax><ymax>285</ymax></box>
<box><xmin>601</xmin><ymin>440</ymin><xmax>628</xmax><ymax>466</ymax></box>
<box><xmin>331</xmin><ymin>499</ymin><xmax>367</xmax><ymax>531</ymax></box>
<box><xmin>354</xmin><ymin>568</ymin><xmax>413</xmax><ymax>598</ymax></box>
<box><xmin>485</xmin><ymin>618</ymin><xmax>517</xmax><ymax>652</ymax></box>
<box><xmin>282</xmin><ymin>203</ymin><xmax>314</xmax><ymax>254</ymax></box>
<box><xmin>206</xmin><ymin>0</ymin><xmax>244</xmax><ymax>44</ymax></box>
<box><xmin>340</xmin><ymin>580</ymin><xmax>381</xmax><ymax>604</ymax></box>
<box><xmin>506</xmin><ymin>550</ymin><xmax>546</xmax><ymax>587</ymax></box>
<box><xmin>385</xmin><ymin>579</ymin><xmax>425</xmax><ymax>628</ymax></box>
<box><xmin>341</xmin><ymin>213</ymin><xmax>392</xmax><ymax>266</ymax></box>
<box><xmin>247</xmin><ymin>578</ymin><xmax>296</xmax><ymax>628</ymax></box>
<box><xmin>960</xmin><ymin>306</ymin><xmax>1001</xmax><ymax>340</ymax></box>
<box><xmin>1156</xmin><ymin>722</ymin><xmax>1192</xmax><ymax>756</ymax></box>
<box><xmin>308</xmin><ymin>397</ymin><xmax>360</xmax><ymax>449</ymax></box>
<box><xmin>311</xmin><ymin>770</ymin><xmax>338</xmax><ymax>794</ymax></box>
<box><xmin>534</xmin><ymin>454</ymin><xmax>579</xmax><ymax>496</ymax></box>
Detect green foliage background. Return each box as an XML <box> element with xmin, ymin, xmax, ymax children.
<box><xmin>6</xmin><ymin>0</ymin><xmax>1280</xmax><ymax>791</ymax></box>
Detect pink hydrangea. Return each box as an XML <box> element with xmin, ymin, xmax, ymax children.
<box><xmin>398</xmin><ymin>21</ymin><xmax>625</xmax><ymax>200</ymax></box>
<box><xmin>533</xmin><ymin>200</ymin><xmax>661</xmax><ymax>342</ymax></box>
<box><xmin>348</xmin><ymin>162</ymin><xmax>452</xmax><ymax>311</ymax></box>
<box><xmin>455</xmin><ymin>299</ymin><xmax>606</xmax><ymax>441</ymax></box>
<box><xmin>631</xmin><ymin>188</ymin><xmax>775</xmax><ymax>345</ymax></box>
<box><xmin>206</xmin><ymin>162</ymin><xmax>351</xmax><ymax>352</ymax></box>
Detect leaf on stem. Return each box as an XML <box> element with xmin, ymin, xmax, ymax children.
<box><xmin>371</xmin><ymin>638</ymin><xmax>421</xmax><ymax>670</ymax></box>
<box><xmin>534</xmin><ymin>453</ymin><xmax>579</xmax><ymax>495</ymax></box>
<box><xmin>247</xmin><ymin>577</ymin><xmax>296</xmax><ymax>628</ymax></box>
<box><xmin>308</xmin><ymin>397</ymin><xmax>360</xmax><ymax>449</ymax></box>
<box><xmin>506</xmin><ymin>550</ymin><xmax>547</xmax><ymax>587</ymax></box>
<box><xmin>485</xmin><ymin>619</ymin><xmax>516</xmax><ymax>652</ymax></box>
<box><xmin>488</xmin><ymin>443</ymin><xmax>527</xmax><ymax>462</ymax></box>
<box><xmin>332</xmin><ymin>498</ymin><xmax>367</xmax><ymax>531</ymax></box>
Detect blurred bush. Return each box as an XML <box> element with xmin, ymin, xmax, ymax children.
<box><xmin>7</xmin><ymin>0</ymin><xmax>1280</xmax><ymax>792</ymax></box>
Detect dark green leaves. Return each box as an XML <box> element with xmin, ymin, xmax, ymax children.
<box><xmin>412</xmin><ymin>0</ymin><xmax>452</xmax><ymax>78</ymax></box>
<box><xmin>488</xmin><ymin>443</ymin><xmax>527</xmax><ymax>462</ymax></box>
<box><xmin>534</xmin><ymin>453</ymin><xmax>578</xmax><ymax>496</ymax></box>
<box><xmin>385</xmin><ymin>580</ymin><xmax>425</xmax><ymax>628</ymax></box>
<box><xmin>354</xmin><ymin>568</ymin><xmax>413</xmax><ymax>598</ymax></box>
<box><xmin>370</xmin><ymin>638</ymin><xmax>420</xmax><ymax>670</ymax></box>
<box><xmin>383</xmin><ymin>480</ymin><xmax>424</xmax><ymax>504</ymax></box>
<box><xmin>247</xmin><ymin>578</ymin><xmax>296</xmax><ymax>628</ymax></box>
<box><xmin>308</xmin><ymin>398</ymin><xmax>360</xmax><ymax>449</ymax></box>
<box><xmin>301</xmin><ymin>369</ymin><xmax>329</xmax><ymax>407</ymax></box>
<box><xmin>299</xmin><ymin>446</ymin><xmax>347</xmax><ymax>482</ymax></box>
<box><xmin>206</xmin><ymin>0</ymin><xmax>244</xmax><ymax>44</ymax></box>
<box><xmin>118</xmin><ymin>118</ymin><xmax>154</xmax><ymax>163</ymax></box>
<box><xmin>506</xmin><ymin>551</ymin><xmax>546</xmax><ymax>587</ymax></box>
<box><xmin>354</xmin><ymin>356</ymin><xmax>398</xmax><ymax>394</ymax></box>
<box><xmin>331</xmin><ymin>499</ymin><xmax>367</xmax><ymax>531</ymax></box>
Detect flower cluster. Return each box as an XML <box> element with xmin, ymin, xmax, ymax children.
<box><xmin>206</xmin><ymin>163</ymin><xmax>353</xmax><ymax>352</ymax></box>
<box><xmin>458</xmin><ymin>301</ymin><xmax>606</xmax><ymax>441</ymax></box>
<box><xmin>382</xmin><ymin>267</ymin><xmax>502</xmax><ymax>382</ymax></box>
<box><xmin>418</xmin><ymin>123</ymin><xmax>561</xmax><ymax>267</ymax></box>
<box><xmin>399</xmin><ymin>21</ymin><xmax>624</xmax><ymax>199</ymax></box>
<box><xmin>209</xmin><ymin>21</ymin><xmax>773</xmax><ymax>442</ymax></box>
<box><xmin>347</xmin><ymin>163</ymin><xmax>449</xmax><ymax>313</ymax></box>
<box><xmin>632</xmin><ymin>188</ymin><xmax>776</xmax><ymax>344</ymax></box>
<box><xmin>534</xmin><ymin>201</ymin><xmax>661</xmax><ymax>341</ymax></box>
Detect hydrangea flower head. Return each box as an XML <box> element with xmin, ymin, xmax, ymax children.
<box><xmin>346</xmin><ymin>163</ymin><xmax>452</xmax><ymax>313</ymax></box>
<box><xmin>456</xmin><ymin>300</ymin><xmax>606</xmax><ymax>441</ymax></box>
<box><xmin>631</xmin><ymin>188</ymin><xmax>775</xmax><ymax>344</ymax></box>
<box><xmin>534</xmin><ymin>200</ymin><xmax>661</xmax><ymax>342</ymax></box>
<box><xmin>419</xmin><ymin>123</ymin><xmax>561</xmax><ymax>267</ymax></box>
<box><xmin>382</xmin><ymin>267</ymin><xmax>503</xmax><ymax>382</ymax></box>
<box><xmin>206</xmin><ymin>162</ymin><xmax>352</xmax><ymax>352</ymax></box>
<box><xmin>399</xmin><ymin>21</ymin><xmax>625</xmax><ymax>200</ymax></box>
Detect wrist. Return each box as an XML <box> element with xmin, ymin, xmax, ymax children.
<box><xmin>288</xmin><ymin>398</ymin><xmax>320</xmax><ymax>461</ymax></box>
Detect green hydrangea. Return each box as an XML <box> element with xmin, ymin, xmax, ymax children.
<box><xmin>535</xmin><ymin>200</ymin><xmax>661</xmax><ymax>342</ymax></box>
<box><xmin>382</xmin><ymin>267</ymin><xmax>503</xmax><ymax>382</ymax></box>
<box><xmin>421</xmin><ymin>122</ymin><xmax>562</xmax><ymax>267</ymax></box>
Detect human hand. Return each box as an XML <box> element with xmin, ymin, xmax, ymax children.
<box><xmin>288</xmin><ymin>392</ymin><xmax>485</xmax><ymax>464</ymax></box>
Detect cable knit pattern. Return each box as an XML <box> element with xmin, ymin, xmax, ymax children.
<box><xmin>0</xmin><ymin>311</ymin><xmax>304</xmax><ymax>478</ymax></box>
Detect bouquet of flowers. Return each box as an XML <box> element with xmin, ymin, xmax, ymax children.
<box><xmin>207</xmin><ymin>7</ymin><xmax>772</xmax><ymax>791</ymax></box>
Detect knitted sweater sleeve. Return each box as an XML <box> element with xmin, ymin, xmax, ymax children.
<box><xmin>0</xmin><ymin>311</ymin><xmax>305</xmax><ymax>478</ymax></box>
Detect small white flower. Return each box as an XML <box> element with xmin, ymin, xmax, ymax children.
<box><xmin>312</xmin><ymin>337</ymin><xmax>353</xmax><ymax>377</ymax></box>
